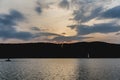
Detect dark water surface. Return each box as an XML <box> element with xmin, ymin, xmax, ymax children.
<box><xmin>0</xmin><ymin>59</ymin><xmax>120</xmax><ymax>80</ymax></box>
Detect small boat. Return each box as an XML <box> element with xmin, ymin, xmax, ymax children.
<box><xmin>5</xmin><ymin>58</ymin><xmax>11</xmax><ymax>62</ymax></box>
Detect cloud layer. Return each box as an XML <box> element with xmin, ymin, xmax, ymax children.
<box><xmin>0</xmin><ymin>0</ymin><xmax>120</xmax><ymax>43</ymax></box>
<box><xmin>0</xmin><ymin>10</ymin><xmax>34</xmax><ymax>40</ymax></box>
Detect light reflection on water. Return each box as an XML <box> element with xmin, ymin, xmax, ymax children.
<box><xmin>0</xmin><ymin>59</ymin><xmax>120</xmax><ymax>80</ymax></box>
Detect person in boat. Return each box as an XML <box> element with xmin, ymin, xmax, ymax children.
<box><xmin>6</xmin><ymin>58</ymin><xmax>11</xmax><ymax>61</ymax></box>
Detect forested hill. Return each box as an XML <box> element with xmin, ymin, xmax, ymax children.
<box><xmin>0</xmin><ymin>42</ymin><xmax>120</xmax><ymax>58</ymax></box>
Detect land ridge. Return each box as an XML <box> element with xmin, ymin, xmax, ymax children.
<box><xmin>0</xmin><ymin>41</ymin><xmax>120</xmax><ymax>58</ymax></box>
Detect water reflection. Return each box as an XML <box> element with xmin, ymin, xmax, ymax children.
<box><xmin>77</xmin><ymin>59</ymin><xmax>120</xmax><ymax>80</ymax></box>
<box><xmin>0</xmin><ymin>59</ymin><xmax>120</xmax><ymax>80</ymax></box>
<box><xmin>0</xmin><ymin>59</ymin><xmax>78</xmax><ymax>80</ymax></box>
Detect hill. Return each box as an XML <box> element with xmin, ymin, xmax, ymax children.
<box><xmin>0</xmin><ymin>42</ymin><xmax>120</xmax><ymax>58</ymax></box>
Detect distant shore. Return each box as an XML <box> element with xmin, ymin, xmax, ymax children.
<box><xmin>0</xmin><ymin>41</ymin><xmax>120</xmax><ymax>58</ymax></box>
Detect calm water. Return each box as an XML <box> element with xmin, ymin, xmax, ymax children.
<box><xmin>0</xmin><ymin>59</ymin><xmax>120</xmax><ymax>80</ymax></box>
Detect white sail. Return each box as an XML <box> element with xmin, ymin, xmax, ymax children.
<box><xmin>88</xmin><ymin>53</ymin><xmax>90</xmax><ymax>58</ymax></box>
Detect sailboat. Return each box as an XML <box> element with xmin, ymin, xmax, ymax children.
<box><xmin>88</xmin><ymin>53</ymin><xmax>90</xmax><ymax>58</ymax></box>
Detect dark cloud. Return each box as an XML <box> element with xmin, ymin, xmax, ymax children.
<box><xmin>31</xmin><ymin>27</ymin><xmax>40</xmax><ymax>31</ymax></box>
<box><xmin>0</xmin><ymin>10</ymin><xmax>34</xmax><ymax>40</ymax></box>
<box><xmin>35</xmin><ymin>6</ymin><xmax>42</xmax><ymax>14</ymax></box>
<box><xmin>73</xmin><ymin>6</ymin><xmax>103</xmax><ymax>22</ymax></box>
<box><xmin>35</xmin><ymin>32</ymin><xmax>91</xmax><ymax>42</ymax></box>
<box><xmin>71</xmin><ymin>0</ymin><xmax>104</xmax><ymax>23</ymax></box>
<box><xmin>101</xmin><ymin>6</ymin><xmax>120</xmax><ymax>18</ymax></box>
<box><xmin>59</xmin><ymin>0</ymin><xmax>69</xmax><ymax>9</ymax></box>
<box><xmin>69</xmin><ymin>23</ymin><xmax>120</xmax><ymax>35</ymax></box>
<box><xmin>51</xmin><ymin>36</ymin><xmax>92</xmax><ymax>42</ymax></box>
<box><xmin>78</xmin><ymin>23</ymin><xmax>120</xmax><ymax>35</ymax></box>
<box><xmin>71</xmin><ymin>0</ymin><xmax>120</xmax><ymax>22</ymax></box>
<box><xmin>67</xmin><ymin>25</ymin><xmax>76</xmax><ymax>29</ymax></box>
<box><xmin>35</xmin><ymin>1</ymin><xmax>43</xmax><ymax>14</ymax></box>
<box><xmin>72</xmin><ymin>1</ymin><xmax>120</xmax><ymax>23</ymax></box>
<box><xmin>2</xmin><ymin>10</ymin><xmax>25</xmax><ymax>21</ymax></box>
<box><xmin>74</xmin><ymin>5</ymin><xmax>120</xmax><ymax>21</ymax></box>
<box><xmin>0</xmin><ymin>31</ymin><xmax>34</xmax><ymax>40</ymax></box>
<box><xmin>69</xmin><ymin>2</ymin><xmax>120</xmax><ymax>35</ymax></box>
<box><xmin>36</xmin><ymin>32</ymin><xmax>61</xmax><ymax>37</ymax></box>
<box><xmin>36</xmin><ymin>0</ymin><xmax>51</xmax><ymax>9</ymax></box>
<box><xmin>0</xmin><ymin>10</ymin><xmax>25</xmax><ymax>26</ymax></box>
<box><xmin>68</xmin><ymin>1</ymin><xmax>120</xmax><ymax>37</ymax></box>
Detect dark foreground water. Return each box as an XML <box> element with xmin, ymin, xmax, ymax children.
<box><xmin>0</xmin><ymin>59</ymin><xmax>120</xmax><ymax>80</ymax></box>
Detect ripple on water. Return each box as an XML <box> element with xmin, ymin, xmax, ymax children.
<box><xmin>0</xmin><ymin>59</ymin><xmax>120</xmax><ymax>80</ymax></box>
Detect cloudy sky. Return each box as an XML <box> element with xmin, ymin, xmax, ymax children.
<box><xmin>0</xmin><ymin>0</ymin><xmax>120</xmax><ymax>43</ymax></box>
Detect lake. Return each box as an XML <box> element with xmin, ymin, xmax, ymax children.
<box><xmin>0</xmin><ymin>59</ymin><xmax>120</xmax><ymax>80</ymax></box>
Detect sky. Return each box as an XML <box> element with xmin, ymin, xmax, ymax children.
<box><xmin>0</xmin><ymin>0</ymin><xmax>120</xmax><ymax>43</ymax></box>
